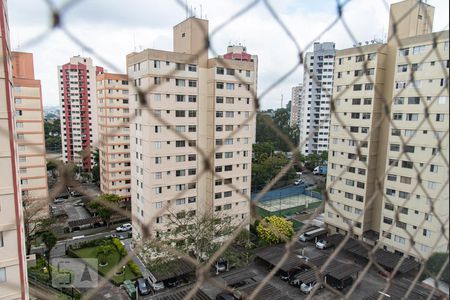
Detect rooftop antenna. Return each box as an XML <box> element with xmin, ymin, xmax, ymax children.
<box><xmin>133</xmin><ymin>32</ymin><xmax>136</xmax><ymax>52</ymax></box>
<box><xmin>200</xmin><ymin>4</ymin><xmax>202</xmax><ymax>19</ymax></box>
<box><xmin>194</xmin><ymin>7</ymin><xmax>196</xmax><ymax>17</ymax></box>
<box><xmin>185</xmin><ymin>0</ymin><xmax>188</xmax><ymax>18</ymax></box>
<box><xmin>281</xmin><ymin>94</ymin><xmax>284</xmax><ymax>108</ymax></box>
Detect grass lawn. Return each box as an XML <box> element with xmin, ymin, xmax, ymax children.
<box><xmin>72</xmin><ymin>242</ymin><xmax>139</xmax><ymax>285</ymax></box>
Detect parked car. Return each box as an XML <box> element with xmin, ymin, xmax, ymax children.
<box><xmin>148</xmin><ymin>274</ymin><xmax>165</xmax><ymax>291</ymax></box>
<box><xmin>110</xmin><ymin>233</ymin><xmax>127</xmax><ymax>240</ymax></box>
<box><xmin>53</xmin><ymin>198</ymin><xmax>65</xmax><ymax>204</ymax></box>
<box><xmin>326</xmin><ymin>275</ymin><xmax>353</xmax><ymax>290</ymax></box>
<box><xmin>315</xmin><ymin>239</ymin><xmax>333</xmax><ymax>250</ymax></box>
<box><xmin>294</xmin><ymin>179</ymin><xmax>304</xmax><ymax>185</ymax></box>
<box><xmin>116</xmin><ymin>223</ymin><xmax>132</xmax><ymax>232</ymax></box>
<box><xmin>165</xmin><ymin>277</ymin><xmax>179</xmax><ymax>288</ymax></box>
<box><xmin>300</xmin><ymin>281</ymin><xmax>322</xmax><ymax>294</ymax></box>
<box><xmin>215</xmin><ymin>291</ymin><xmax>242</xmax><ymax>300</ymax></box>
<box><xmin>135</xmin><ymin>278</ymin><xmax>151</xmax><ymax>296</ymax></box>
<box><xmin>214</xmin><ymin>258</ymin><xmax>229</xmax><ymax>274</ymax></box>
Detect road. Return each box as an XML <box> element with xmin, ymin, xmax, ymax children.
<box><xmin>51</xmin><ymin>229</ymin><xmax>123</xmax><ymax>257</ymax></box>
<box><xmin>123</xmin><ymin>239</ymin><xmax>151</xmax><ymax>278</ymax></box>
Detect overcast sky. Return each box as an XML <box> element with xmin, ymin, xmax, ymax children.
<box><xmin>8</xmin><ymin>0</ymin><xmax>449</xmax><ymax>109</ymax></box>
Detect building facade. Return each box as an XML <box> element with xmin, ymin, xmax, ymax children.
<box><xmin>127</xmin><ymin>17</ymin><xmax>257</xmax><ymax>240</ymax></box>
<box><xmin>97</xmin><ymin>72</ymin><xmax>131</xmax><ymax>200</ymax></box>
<box><xmin>12</xmin><ymin>52</ymin><xmax>49</xmax><ymax>218</ymax></box>
<box><xmin>0</xmin><ymin>1</ymin><xmax>29</xmax><ymax>298</ymax></box>
<box><xmin>58</xmin><ymin>56</ymin><xmax>103</xmax><ymax>170</ymax></box>
<box><xmin>299</xmin><ymin>42</ymin><xmax>335</xmax><ymax>155</ymax></box>
<box><xmin>325</xmin><ymin>0</ymin><xmax>448</xmax><ymax>259</ymax></box>
<box><xmin>289</xmin><ymin>84</ymin><xmax>302</xmax><ymax>127</ymax></box>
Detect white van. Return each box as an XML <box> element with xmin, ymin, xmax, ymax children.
<box><xmin>299</xmin><ymin>228</ymin><xmax>327</xmax><ymax>242</ymax></box>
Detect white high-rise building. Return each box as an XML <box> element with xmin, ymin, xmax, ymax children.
<box><xmin>299</xmin><ymin>42</ymin><xmax>335</xmax><ymax>155</ymax></box>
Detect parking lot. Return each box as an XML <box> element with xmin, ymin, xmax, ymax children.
<box><xmin>141</xmin><ymin>232</ymin><xmax>440</xmax><ymax>300</ymax></box>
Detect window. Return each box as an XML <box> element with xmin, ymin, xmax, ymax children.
<box><xmin>363</xmin><ymin>98</ymin><xmax>372</xmax><ymax>105</ymax></box>
<box><xmin>396</xmin><ymin>221</ymin><xmax>407</xmax><ymax>229</ymax></box>
<box><xmin>397</xmin><ymin>64</ymin><xmax>408</xmax><ymax>72</ymax></box>
<box><xmin>188</xmin><ymin>64</ymin><xmax>197</xmax><ymax>72</ymax></box>
<box><xmin>395</xmin><ymin>81</ymin><xmax>406</xmax><ymax>89</ymax></box>
<box><xmin>176</xmin><ymin>140</ymin><xmax>185</xmax><ymax>147</ymax></box>
<box><xmin>352</xmin><ymin>98</ymin><xmax>361</xmax><ymax>105</ymax></box>
<box><xmin>404</xmin><ymin>145</ymin><xmax>414</xmax><ymax>153</ymax></box>
<box><xmin>400</xmin><ymin>176</ymin><xmax>412</xmax><ymax>184</ymax></box>
<box><xmin>393</xmin><ymin>113</ymin><xmax>403</xmax><ymax>120</ymax></box>
<box><xmin>425</xmin><ymin>213</ymin><xmax>432</xmax><ymax>222</ymax></box>
<box><xmin>188</xmin><ymin>80</ymin><xmax>197</xmax><ymax>87</ymax></box>
<box><xmin>176</xmin><ymin>198</ymin><xmax>185</xmax><ymax>205</ymax></box>
<box><xmin>154</xmin><ymin>172</ymin><xmax>162</xmax><ymax>179</ymax></box>
<box><xmin>384</xmin><ymin>203</ymin><xmax>394</xmax><ymax>211</ymax></box>
<box><xmin>394</xmin><ymin>235</ymin><xmax>406</xmax><ymax>244</ymax></box>
<box><xmin>399</xmin><ymin>48</ymin><xmax>409</xmax><ymax>56</ymax></box>
<box><xmin>365</xmin><ymin>83</ymin><xmax>374</xmax><ymax>90</ymax></box>
<box><xmin>224</xmin><ymin>191</ymin><xmax>232</xmax><ymax>197</ymax></box>
<box><xmin>226</xmin><ymin>83</ymin><xmax>235</xmax><ymax>90</ymax></box>
<box><xmin>430</xmin><ymin>164</ymin><xmax>438</xmax><ymax>173</ymax></box>
<box><xmin>386</xmin><ymin>188</ymin><xmax>396</xmax><ymax>196</ymax></box>
<box><xmin>355</xmin><ymin>55</ymin><xmax>365</xmax><ymax>62</ymax></box>
<box><xmin>383</xmin><ymin>217</ymin><xmax>393</xmax><ymax>225</ymax></box>
<box><xmin>0</xmin><ymin>232</ymin><xmax>3</xmax><ymax>247</ymax></box>
<box><xmin>436</xmin><ymin>114</ymin><xmax>444</xmax><ymax>122</ymax></box>
<box><xmin>175</xmin><ymin>79</ymin><xmax>185</xmax><ymax>86</ymax></box>
<box><xmin>226</xmin><ymin>68</ymin><xmax>235</xmax><ymax>75</ymax></box>
<box><xmin>423</xmin><ymin>229</ymin><xmax>431</xmax><ymax>237</ymax></box>
<box><xmin>0</xmin><ymin>267</ymin><xmax>5</xmax><ymax>283</ymax></box>
<box><xmin>175</xmin><ymin>110</ymin><xmax>185</xmax><ymax>117</ymax></box>
<box><xmin>188</xmin><ymin>110</ymin><xmax>196</xmax><ymax>117</ymax></box>
<box><xmin>154</xmin><ymin>187</ymin><xmax>162</xmax><ymax>194</ymax></box>
<box><xmin>406</xmin><ymin>113</ymin><xmax>418</xmax><ymax>121</ymax></box>
<box><xmin>176</xmin><ymin>63</ymin><xmax>185</xmax><ymax>70</ymax></box>
<box><xmin>216</xmin><ymin>67</ymin><xmax>224</xmax><ymax>75</ymax></box>
<box><xmin>353</xmin><ymin>84</ymin><xmax>362</xmax><ymax>91</ymax></box>
<box><xmin>408</xmin><ymin>97</ymin><xmax>420</xmax><ymax>104</ymax></box>
<box><xmin>412</xmin><ymin>45</ymin><xmax>426</xmax><ymax>55</ymax></box>
<box><xmin>402</xmin><ymin>161</ymin><xmax>413</xmax><ymax>169</ymax></box>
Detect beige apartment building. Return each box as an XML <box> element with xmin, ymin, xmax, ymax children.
<box><xmin>97</xmin><ymin>73</ymin><xmax>131</xmax><ymax>200</ymax></box>
<box><xmin>0</xmin><ymin>1</ymin><xmax>29</xmax><ymax>298</ymax></box>
<box><xmin>325</xmin><ymin>0</ymin><xmax>449</xmax><ymax>260</ymax></box>
<box><xmin>127</xmin><ymin>17</ymin><xmax>257</xmax><ymax>240</ymax></box>
<box><xmin>12</xmin><ymin>52</ymin><xmax>49</xmax><ymax>218</ymax></box>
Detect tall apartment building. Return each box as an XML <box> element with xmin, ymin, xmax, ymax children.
<box><xmin>325</xmin><ymin>0</ymin><xmax>448</xmax><ymax>259</ymax></box>
<box><xmin>289</xmin><ymin>84</ymin><xmax>302</xmax><ymax>127</ymax></box>
<box><xmin>58</xmin><ymin>56</ymin><xmax>103</xmax><ymax>170</ymax></box>
<box><xmin>97</xmin><ymin>73</ymin><xmax>131</xmax><ymax>200</ymax></box>
<box><xmin>299</xmin><ymin>42</ymin><xmax>335</xmax><ymax>155</ymax></box>
<box><xmin>127</xmin><ymin>17</ymin><xmax>257</xmax><ymax>240</ymax></box>
<box><xmin>0</xmin><ymin>1</ymin><xmax>29</xmax><ymax>298</ymax></box>
<box><xmin>12</xmin><ymin>52</ymin><xmax>49</xmax><ymax>218</ymax></box>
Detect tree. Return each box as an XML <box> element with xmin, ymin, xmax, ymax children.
<box><xmin>424</xmin><ymin>253</ymin><xmax>449</xmax><ymax>283</ymax></box>
<box><xmin>88</xmin><ymin>194</ymin><xmax>122</xmax><ymax>227</ymax></box>
<box><xmin>97</xmin><ymin>244</ymin><xmax>114</xmax><ymax>266</ymax></box>
<box><xmin>251</xmin><ymin>152</ymin><xmax>296</xmax><ymax>191</ymax></box>
<box><xmin>257</xmin><ymin>215</ymin><xmax>294</xmax><ymax>245</ymax></box>
<box><xmin>23</xmin><ymin>196</ymin><xmax>53</xmax><ymax>254</ymax></box>
<box><xmin>256</xmin><ymin>110</ymin><xmax>299</xmax><ymax>152</ymax></box>
<box><xmin>41</xmin><ymin>231</ymin><xmax>57</xmax><ymax>282</ymax></box>
<box><xmin>156</xmin><ymin>211</ymin><xmax>235</xmax><ymax>263</ymax></box>
<box><xmin>92</xmin><ymin>149</ymin><xmax>100</xmax><ymax>184</ymax></box>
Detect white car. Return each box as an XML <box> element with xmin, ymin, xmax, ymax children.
<box><xmin>294</xmin><ymin>179</ymin><xmax>304</xmax><ymax>185</ymax></box>
<box><xmin>315</xmin><ymin>239</ymin><xmax>332</xmax><ymax>250</ymax></box>
<box><xmin>300</xmin><ymin>281</ymin><xmax>322</xmax><ymax>294</ymax></box>
<box><xmin>116</xmin><ymin>223</ymin><xmax>132</xmax><ymax>232</ymax></box>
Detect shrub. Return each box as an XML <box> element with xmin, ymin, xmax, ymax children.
<box><xmin>257</xmin><ymin>215</ymin><xmax>294</xmax><ymax>244</ymax></box>
<box><xmin>127</xmin><ymin>261</ymin><xmax>142</xmax><ymax>276</ymax></box>
<box><xmin>112</xmin><ymin>238</ymin><xmax>127</xmax><ymax>257</ymax></box>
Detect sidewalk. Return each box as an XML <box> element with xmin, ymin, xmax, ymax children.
<box><xmin>124</xmin><ymin>239</ymin><xmax>150</xmax><ymax>278</ymax></box>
